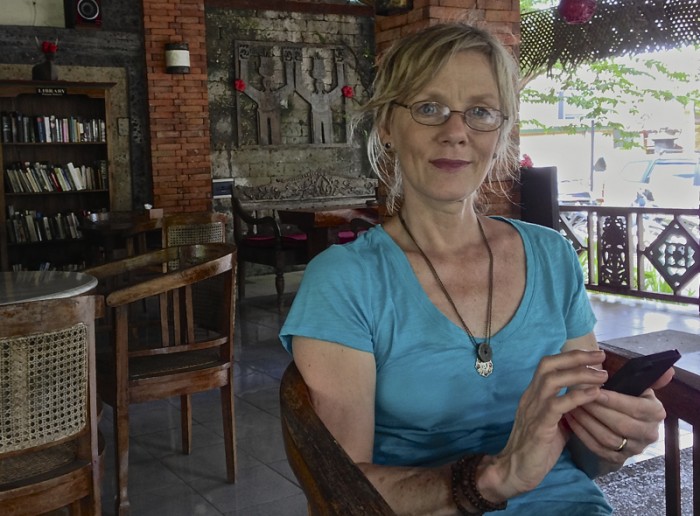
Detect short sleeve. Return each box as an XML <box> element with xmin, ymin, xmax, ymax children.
<box><xmin>279</xmin><ymin>244</ymin><xmax>375</xmax><ymax>355</ymax></box>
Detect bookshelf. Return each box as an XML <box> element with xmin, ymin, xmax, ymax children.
<box><xmin>0</xmin><ymin>80</ymin><xmax>115</xmax><ymax>271</ymax></box>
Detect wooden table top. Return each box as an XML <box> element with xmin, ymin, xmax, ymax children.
<box><xmin>600</xmin><ymin>329</ymin><xmax>700</xmax><ymax>376</ymax></box>
<box><xmin>0</xmin><ymin>271</ymin><xmax>98</xmax><ymax>306</ymax></box>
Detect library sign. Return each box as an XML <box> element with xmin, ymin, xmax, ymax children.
<box><xmin>36</xmin><ymin>87</ymin><xmax>67</xmax><ymax>96</ymax></box>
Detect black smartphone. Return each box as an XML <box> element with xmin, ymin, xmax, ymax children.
<box><xmin>603</xmin><ymin>349</ymin><xmax>681</xmax><ymax>396</ymax></box>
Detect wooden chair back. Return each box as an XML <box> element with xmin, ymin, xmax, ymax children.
<box><xmin>602</xmin><ymin>343</ymin><xmax>700</xmax><ymax>515</ymax></box>
<box><xmin>232</xmin><ymin>195</ymin><xmax>309</xmax><ymax>309</ymax></box>
<box><xmin>85</xmin><ymin>243</ymin><xmax>237</xmax><ymax>514</ymax></box>
<box><xmin>279</xmin><ymin>362</ymin><xmax>395</xmax><ymax>515</ymax></box>
<box><xmin>0</xmin><ymin>295</ymin><xmax>104</xmax><ymax>516</ymax></box>
<box><xmin>162</xmin><ymin>211</ymin><xmax>227</xmax><ymax>249</ymax></box>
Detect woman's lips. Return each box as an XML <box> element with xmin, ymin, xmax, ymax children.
<box><xmin>430</xmin><ymin>159</ymin><xmax>470</xmax><ymax>170</ymax></box>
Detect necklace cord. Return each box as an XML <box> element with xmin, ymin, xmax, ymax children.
<box><xmin>397</xmin><ymin>212</ymin><xmax>494</xmax><ymax>351</ymax></box>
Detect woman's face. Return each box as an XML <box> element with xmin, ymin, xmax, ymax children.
<box><xmin>380</xmin><ymin>50</ymin><xmax>501</xmax><ymax>209</ymax></box>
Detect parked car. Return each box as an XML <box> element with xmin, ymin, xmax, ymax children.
<box><xmin>558</xmin><ymin>178</ymin><xmax>598</xmax><ymax>205</ymax></box>
<box><xmin>602</xmin><ymin>155</ymin><xmax>700</xmax><ymax>208</ymax></box>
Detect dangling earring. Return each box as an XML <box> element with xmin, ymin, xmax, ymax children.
<box><xmin>384</xmin><ymin>142</ymin><xmax>392</xmax><ymax>150</ymax></box>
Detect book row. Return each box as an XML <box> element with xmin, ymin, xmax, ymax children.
<box><xmin>1</xmin><ymin>111</ymin><xmax>107</xmax><ymax>144</ymax></box>
<box><xmin>4</xmin><ymin>160</ymin><xmax>108</xmax><ymax>193</ymax></box>
<box><xmin>6</xmin><ymin>210</ymin><xmax>84</xmax><ymax>245</ymax></box>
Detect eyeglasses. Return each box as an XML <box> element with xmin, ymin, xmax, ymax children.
<box><xmin>392</xmin><ymin>101</ymin><xmax>507</xmax><ymax>132</ymax></box>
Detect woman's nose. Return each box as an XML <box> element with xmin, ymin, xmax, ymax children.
<box><xmin>438</xmin><ymin>112</ymin><xmax>469</xmax><ymax>144</ymax></box>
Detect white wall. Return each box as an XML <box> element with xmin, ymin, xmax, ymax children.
<box><xmin>1</xmin><ymin>0</ymin><xmax>64</xmax><ymax>27</ymax></box>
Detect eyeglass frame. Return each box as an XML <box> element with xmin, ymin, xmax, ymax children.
<box><xmin>391</xmin><ymin>100</ymin><xmax>508</xmax><ymax>132</ymax></box>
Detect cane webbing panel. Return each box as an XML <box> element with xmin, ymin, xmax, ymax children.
<box><xmin>521</xmin><ymin>0</ymin><xmax>700</xmax><ymax>76</ymax></box>
<box><xmin>167</xmin><ymin>223</ymin><xmax>225</xmax><ymax>248</ymax></box>
<box><xmin>166</xmin><ymin>222</ymin><xmax>225</xmax><ymax>271</ymax></box>
<box><xmin>0</xmin><ymin>324</ymin><xmax>88</xmax><ymax>454</ymax></box>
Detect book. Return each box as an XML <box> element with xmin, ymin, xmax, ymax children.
<box><xmin>42</xmin><ymin>216</ymin><xmax>53</xmax><ymax>240</ymax></box>
<box><xmin>1</xmin><ymin>111</ymin><xmax>11</xmax><ymax>143</ymax></box>
<box><xmin>66</xmin><ymin>162</ymin><xmax>85</xmax><ymax>190</ymax></box>
<box><xmin>97</xmin><ymin>160</ymin><xmax>109</xmax><ymax>189</ymax></box>
<box><xmin>9</xmin><ymin>112</ymin><xmax>18</xmax><ymax>142</ymax></box>
<box><xmin>42</xmin><ymin>116</ymin><xmax>51</xmax><ymax>143</ymax></box>
<box><xmin>24</xmin><ymin>213</ymin><xmax>38</xmax><ymax>242</ymax></box>
<box><xmin>48</xmin><ymin>115</ymin><xmax>57</xmax><ymax>142</ymax></box>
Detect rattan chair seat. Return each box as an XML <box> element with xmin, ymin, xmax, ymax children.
<box><xmin>0</xmin><ymin>442</ymin><xmax>76</xmax><ymax>485</ymax></box>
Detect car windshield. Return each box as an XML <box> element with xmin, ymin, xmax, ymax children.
<box><xmin>620</xmin><ymin>161</ymin><xmax>650</xmax><ymax>182</ymax></box>
<box><xmin>648</xmin><ymin>161</ymin><xmax>697</xmax><ymax>183</ymax></box>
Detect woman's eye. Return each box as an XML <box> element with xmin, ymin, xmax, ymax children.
<box><xmin>415</xmin><ymin>102</ymin><xmax>440</xmax><ymax>116</ymax></box>
<box><xmin>469</xmin><ymin>107</ymin><xmax>492</xmax><ymax>119</ymax></box>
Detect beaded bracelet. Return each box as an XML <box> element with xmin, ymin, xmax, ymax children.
<box><xmin>455</xmin><ymin>454</ymin><xmax>508</xmax><ymax>513</ymax></box>
<box><xmin>450</xmin><ymin>460</ymin><xmax>478</xmax><ymax>515</ymax></box>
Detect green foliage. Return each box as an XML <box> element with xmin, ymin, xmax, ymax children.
<box><xmin>520</xmin><ymin>46</ymin><xmax>700</xmax><ymax>145</ymax></box>
<box><xmin>643</xmin><ymin>270</ymin><xmax>673</xmax><ymax>294</ymax></box>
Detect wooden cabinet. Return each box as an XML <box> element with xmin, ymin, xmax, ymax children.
<box><xmin>0</xmin><ymin>80</ymin><xmax>115</xmax><ymax>271</ymax></box>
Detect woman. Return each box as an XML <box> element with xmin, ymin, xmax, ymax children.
<box><xmin>280</xmin><ymin>23</ymin><xmax>670</xmax><ymax>515</ymax></box>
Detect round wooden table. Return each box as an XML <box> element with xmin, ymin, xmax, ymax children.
<box><xmin>0</xmin><ymin>271</ymin><xmax>98</xmax><ymax>306</ymax></box>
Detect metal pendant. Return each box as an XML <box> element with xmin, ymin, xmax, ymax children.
<box><xmin>477</xmin><ymin>342</ymin><xmax>492</xmax><ymax>362</ymax></box>
<box><xmin>475</xmin><ymin>358</ymin><xmax>494</xmax><ymax>377</ymax></box>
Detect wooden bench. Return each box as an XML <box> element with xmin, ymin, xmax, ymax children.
<box><xmin>232</xmin><ymin>173</ymin><xmax>377</xmax><ymax>307</ymax></box>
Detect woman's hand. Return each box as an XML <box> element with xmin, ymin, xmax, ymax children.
<box><xmin>563</xmin><ymin>368</ymin><xmax>672</xmax><ymax>465</ymax></box>
<box><xmin>482</xmin><ymin>349</ymin><xmax>609</xmax><ymax>501</ymax></box>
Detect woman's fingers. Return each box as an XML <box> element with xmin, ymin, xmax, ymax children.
<box><xmin>565</xmin><ymin>388</ymin><xmax>666</xmax><ymax>461</ymax></box>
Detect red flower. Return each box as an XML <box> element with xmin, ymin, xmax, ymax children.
<box><xmin>234</xmin><ymin>79</ymin><xmax>246</xmax><ymax>92</ymax></box>
<box><xmin>41</xmin><ymin>41</ymin><xmax>58</xmax><ymax>54</ymax></box>
<box><xmin>341</xmin><ymin>85</ymin><xmax>354</xmax><ymax>99</ymax></box>
<box><xmin>558</xmin><ymin>0</ymin><xmax>597</xmax><ymax>24</ymax></box>
<box><xmin>520</xmin><ymin>154</ymin><xmax>534</xmax><ymax>168</ymax></box>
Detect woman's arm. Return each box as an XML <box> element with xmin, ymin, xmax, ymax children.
<box><xmin>562</xmin><ymin>332</ymin><xmax>671</xmax><ymax>477</ymax></box>
<box><xmin>293</xmin><ymin>335</ymin><xmax>612</xmax><ymax>515</ymax></box>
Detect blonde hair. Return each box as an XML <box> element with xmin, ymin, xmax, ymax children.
<box><xmin>360</xmin><ymin>22</ymin><xmax>519</xmax><ymax>214</ymax></box>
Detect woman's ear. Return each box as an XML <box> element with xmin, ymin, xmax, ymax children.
<box><xmin>378</xmin><ymin>125</ymin><xmax>391</xmax><ymax>149</ymax></box>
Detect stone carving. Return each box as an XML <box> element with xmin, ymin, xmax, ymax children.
<box><xmin>235</xmin><ymin>41</ymin><xmax>353</xmax><ymax>147</ymax></box>
<box><xmin>237</xmin><ymin>45</ymin><xmax>295</xmax><ymax>145</ymax></box>
<box><xmin>235</xmin><ymin>172</ymin><xmax>377</xmax><ymax>202</ymax></box>
<box><xmin>294</xmin><ymin>48</ymin><xmax>346</xmax><ymax>144</ymax></box>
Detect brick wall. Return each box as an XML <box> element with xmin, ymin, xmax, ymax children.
<box><xmin>142</xmin><ymin>0</ymin><xmax>212</xmax><ymax>213</ymax></box>
<box><xmin>375</xmin><ymin>0</ymin><xmax>521</xmax><ymax>218</ymax></box>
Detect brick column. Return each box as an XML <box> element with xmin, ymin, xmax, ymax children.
<box><xmin>374</xmin><ymin>0</ymin><xmax>521</xmax><ymax>218</ymax></box>
<box><xmin>142</xmin><ymin>0</ymin><xmax>212</xmax><ymax>213</ymax></box>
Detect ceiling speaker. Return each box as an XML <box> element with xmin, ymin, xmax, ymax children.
<box><xmin>64</xmin><ymin>0</ymin><xmax>102</xmax><ymax>28</ymax></box>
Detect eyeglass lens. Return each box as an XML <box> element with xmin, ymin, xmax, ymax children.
<box><xmin>408</xmin><ymin>102</ymin><xmax>504</xmax><ymax>131</ymax></box>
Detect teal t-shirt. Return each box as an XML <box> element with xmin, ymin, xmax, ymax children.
<box><xmin>280</xmin><ymin>218</ymin><xmax>611</xmax><ymax>515</ymax></box>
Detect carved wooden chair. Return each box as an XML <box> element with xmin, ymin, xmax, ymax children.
<box><xmin>279</xmin><ymin>361</ymin><xmax>395</xmax><ymax>515</ymax></box>
<box><xmin>0</xmin><ymin>295</ymin><xmax>104</xmax><ymax>516</ymax></box>
<box><xmin>599</xmin><ymin>343</ymin><xmax>700</xmax><ymax>515</ymax></box>
<box><xmin>336</xmin><ymin>217</ymin><xmax>377</xmax><ymax>244</ymax></box>
<box><xmin>85</xmin><ymin>243</ymin><xmax>237</xmax><ymax>515</ymax></box>
<box><xmin>232</xmin><ymin>194</ymin><xmax>309</xmax><ymax>309</ymax></box>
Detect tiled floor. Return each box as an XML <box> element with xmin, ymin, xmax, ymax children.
<box><xmin>97</xmin><ymin>271</ymin><xmax>699</xmax><ymax>515</ymax></box>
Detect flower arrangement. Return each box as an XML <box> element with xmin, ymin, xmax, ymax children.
<box><xmin>520</xmin><ymin>154</ymin><xmax>534</xmax><ymax>168</ymax></box>
<box><xmin>35</xmin><ymin>37</ymin><xmax>59</xmax><ymax>60</ymax></box>
<box><xmin>234</xmin><ymin>79</ymin><xmax>246</xmax><ymax>92</ymax></box>
<box><xmin>341</xmin><ymin>85</ymin><xmax>354</xmax><ymax>99</ymax></box>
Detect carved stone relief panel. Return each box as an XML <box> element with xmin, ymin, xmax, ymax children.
<box><xmin>235</xmin><ymin>41</ymin><xmax>355</xmax><ymax>147</ymax></box>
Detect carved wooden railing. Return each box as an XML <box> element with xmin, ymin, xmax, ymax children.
<box><xmin>559</xmin><ymin>205</ymin><xmax>700</xmax><ymax>311</ymax></box>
